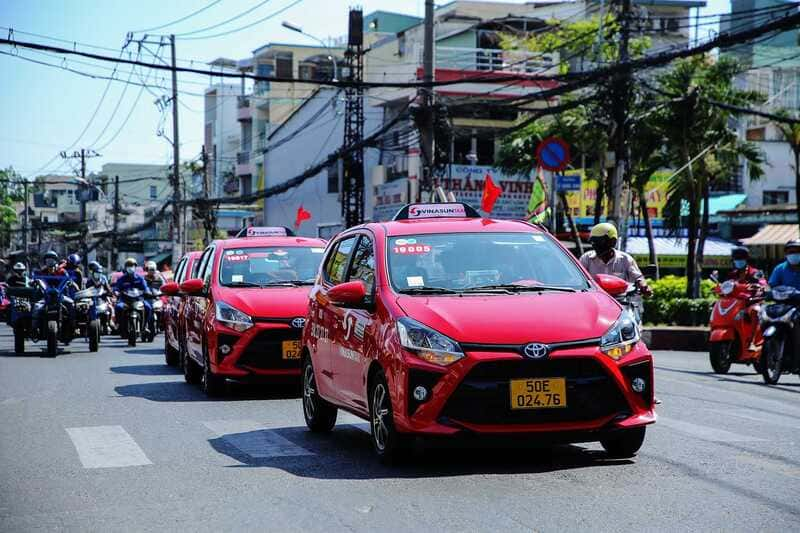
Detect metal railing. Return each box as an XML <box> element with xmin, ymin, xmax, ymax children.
<box><xmin>434</xmin><ymin>46</ymin><xmax>554</xmax><ymax>73</ymax></box>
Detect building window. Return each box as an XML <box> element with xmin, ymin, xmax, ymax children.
<box><xmin>298</xmin><ymin>63</ymin><xmax>314</xmax><ymax>80</ymax></box>
<box><xmin>149</xmin><ymin>185</ymin><xmax>157</xmax><ymax>199</ymax></box>
<box><xmin>763</xmin><ymin>190</ymin><xmax>789</xmax><ymax>205</ymax></box>
<box><xmin>275</xmin><ymin>53</ymin><xmax>293</xmax><ymax>78</ymax></box>
<box><xmin>327</xmin><ymin>162</ymin><xmax>339</xmax><ymax>193</ymax></box>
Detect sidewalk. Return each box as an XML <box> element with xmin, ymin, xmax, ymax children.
<box><xmin>642</xmin><ymin>326</ymin><xmax>708</xmax><ymax>352</ymax></box>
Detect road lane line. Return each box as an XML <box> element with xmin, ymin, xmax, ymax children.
<box><xmin>203</xmin><ymin>420</ymin><xmax>313</xmax><ymax>458</ymax></box>
<box><xmin>657</xmin><ymin>417</ymin><xmax>766</xmax><ymax>443</ymax></box>
<box><xmin>65</xmin><ymin>426</ymin><xmax>152</xmax><ymax>468</ymax></box>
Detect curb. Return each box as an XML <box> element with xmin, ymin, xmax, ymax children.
<box><xmin>642</xmin><ymin>327</ymin><xmax>709</xmax><ymax>352</ymax></box>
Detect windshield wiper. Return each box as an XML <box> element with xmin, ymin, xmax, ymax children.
<box><xmin>283</xmin><ymin>279</ymin><xmax>315</xmax><ymax>286</ymax></box>
<box><xmin>225</xmin><ymin>281</ymin><xmax>263</xmax><ymax>288</ymax></box>
<box><xmin>463</xmin><ymin>284</ymin><xmax>577</xmax><ymax>293</ymax></box>
<box><xmin>397</xmin><ymin>286</ymin><xmax>460</xmax><ymax>295</ymax></box>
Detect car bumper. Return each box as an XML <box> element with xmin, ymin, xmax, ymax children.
<box><xmin>209</xmin><ymin>322</ymin><xmax>303</xmax><ymax>378</ymax></box>
<box><xmin>393</xmin><ymin>342</ymin><xmax>656</xmax><ymax>438</ymax></box>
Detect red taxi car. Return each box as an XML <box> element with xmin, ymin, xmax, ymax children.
<box><xmin>178</xmin><ymin>227</ymin><xmax>327</xmax><ymax>396</ymax></box>
<box><xmin>161</xmin><ymin>251</ymin><xmax>202</xmax><ymax>367</ymax></box>
<box><xmin>301</xmin><ymin>203</ymin><xmax>656</xmax><ymax>462</ymax></box>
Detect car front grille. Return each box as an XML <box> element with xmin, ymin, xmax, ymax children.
<box><xmin>236</xmin><ymin>328</ymin><xmax>302</xmax><ymax>370</ymax></box>
<box><xmin>439</xmin><ymin>357</ymin><xmax>629</xmax><ymax>426</ymax></box>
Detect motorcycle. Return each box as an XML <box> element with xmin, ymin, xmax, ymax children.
<box><xmin>31</xmin><ymin>274</ymin><xmax>77</xmax><ymax>357</ymax></box>
<box><xmin>5</xmin><ymin>285</ymin><xmax>37</xmax><ymax>354</ymax></box>
<box><xmin>614</xmin><ymin>282</ymin><xmax>643</xmax><ymax>329</ymax></box>
<box><xmin>148</xmin><ymin>288</ymin><xmax>165</xmax><ymax>334</ymax></box>
<box><xmin>118</xmin><ymin>288</ymin><xmax>148</xmax><ymax>347</ymax></box>
<box><xmin>95</xmin><ymin>292</ymin><xmax>113</xmax><ymax>335</ymax></box>
<box><xmin>74</xmin><ymin>286</ymin><xmax>104</xmax><ymax>352</ymax></box>
<box><xmin>708</xmin><ymin>279</ymin><xmax>764</xmax><ymax>374</ymax></box>
<box><xmin>758</xmin><ymin>285</ymin><xmax>800</xmax><ymax>384</ymax></box>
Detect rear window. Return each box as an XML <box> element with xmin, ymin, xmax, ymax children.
<box><xmin>218</xmin><ymin>246</ymin><xmax>325</xmax><ymax>286</ymax></box>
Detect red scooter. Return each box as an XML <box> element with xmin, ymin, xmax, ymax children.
<box><xmin>708</xmin><ymin>278</ymin><xmax>764</xmax><ymax>374</ymax></box>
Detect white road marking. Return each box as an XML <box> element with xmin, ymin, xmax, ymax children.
<box><xmin>65</xmin><ymin>425</ymin><xmax>152</xmax><ymax>469</ymax></box>
<box><xmin>657</xmin><ymin>417</ymin><xmax>765</xmax><ymax>443</ymax></box>
<box><xmin>203</xmin><ymin>420</ymin><xmax>313</xmax><ymax>458</ymax></box>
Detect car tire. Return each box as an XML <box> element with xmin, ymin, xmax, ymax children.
<box><xmin>369</xmin><ymin>370</ymin><xmax>410</xmax><ymax>464</ymax></box>
<box><xmin>88</xmin><ymin>320</ymin><xmax>100</xmax><ymax>352</ymax></box>
<box><xmin>302</xmin><ymin>356</ymin><xmax>337</xmax><ymax>432</ymax></box>
<box><xmin>165</xmin><ymin>334</ymin><xmax>179</xmax><ymax>366</ymax></box>
<box><xmin>13</xmin><ymin>325</ymin><xmax>25</xmax><ymax>355</ymax></box>
<box><xmin>709</xmin><ymin>341</ymin><xmax>733</xmax><ymax>374</ymax></box>
<box><xmin>183</xmin><ymin>347</ymin><xmax>201</xmax><ymax>385</ymax></box>
<box><xmin>201</xmin><ymin>347</ymin><xmax>226</xmax><ymax>397</ymax></box>
<box><xmin>45</xmin><ymin>320</ymin><xmax>58</xmax><ymax>357</ymax></box>
<box><xmin>761</xmin><ymin>336</ymin><xmax>784</xmax><ymax>385</ymax></box>
<box><xmin>600</xmin><ymin>427</ymin><xmax>646</xmax><ymax>458</ymax></box>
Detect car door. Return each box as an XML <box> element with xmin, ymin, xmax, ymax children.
<box><xmin>315</xmin><ymin>235</ymin><xmax>357</xmax><ymax>400</ymax></box>
<box><xmin>186</xmin><ymin>247</ymin><xmax>214</xmax><ymax>364</ymax></box>
<box><xmin>166</xmin><ymin>256</ymin><xmax>186</xmax><ymax>350</ymax></box>
<box><xmin>334</xmin><ymin>234</ymin><xmax>377</xmax><ymax>409</ymax></box>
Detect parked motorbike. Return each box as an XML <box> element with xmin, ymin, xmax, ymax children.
<box><xmin>31</xmin><ymin>274</ymin><xmax>77</xmax><ymax>357</ymax></box>
<box><xmin>118</xmin><ymin>288</ymin><xmax>147</xmax><ymax>347</ymax></box>
<box><xmin>5</xmin><ymin>285</ymin><xmax>37</xmax><ymax>354</ymax></box>
<box><xmin>758</xmin><ymin>285</ymin><xmax>800</xmax><ymax>384</ymax></box>
<box><xmin>708</xmin><ymin>279</ymin><xmax>764</xmax><ymax>374</ymax></box>
<box><xmin>74</xmin><ymin>286</ymin><xmax>104</xmax><ymax>352</ymax></box>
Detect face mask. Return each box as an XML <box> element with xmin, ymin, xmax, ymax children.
<box><xmin>126</xmin><ymin>267</ymin><xmax>135</xmax><ymax>275</ymax></box>
<box><xmin>733</xmin><ymin>259</ymin><xmax>747</xmax><ymax>269</ymax></box>
<box><xmin>45</xmin><ymin>259</ymin><xmax>56</xmax><ymax>268</ymax></box>
<box><xmin>92</xmin><ymin>272</ymin><xmax>101</xmax><ymax>280</ymax></box>
<box><xmin>787</xmin><ymin>253</ymin><xmax>800</xmax><ymax>266</ymax></box>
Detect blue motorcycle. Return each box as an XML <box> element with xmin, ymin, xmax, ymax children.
<box><xmin>74</xmin><ymin>286</ymin><xmax>105</xmax><ymax>352</ymax></box>
<box><xmin>31</xmin><ymin>274</ymin><xmax>78</xmax><ymax>357</ymax></box>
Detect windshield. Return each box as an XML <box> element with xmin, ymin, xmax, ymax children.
<box><xmin>387</xmin><ymin>232</ymin><xmax>590</xmax><ymax>292</ymax></box>
<box><xmin>218</xmin><ymin>246</ymin><xmax>325</xmax><ymax>287</ymax></box>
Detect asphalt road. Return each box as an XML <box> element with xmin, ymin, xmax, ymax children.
<box><xmin>1</xmin><ymin>326</ymin><xmax>799</xmax><ymax>532</ymax></box>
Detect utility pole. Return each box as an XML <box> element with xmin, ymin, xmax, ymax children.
<box><xmin>609</xmin><ymin>0</ymin><xmax>632</xmax><ymax>246</ymax></box>
<box><xmin>60</xmin><ymin>148</ymin><xmax>99</xmax><ymax>268</ymax></box>
<box><xmin>169</xmin><ymin>34</ymin><xmax>183</xmax><ymax>266</ymax></box>
<box><xmin>112</xmin><ymin>175</ymin><xmax>120</xmax><ymax>270</ymax></box>
<box><xmin>22</xmin><ymin>181</ymin><xmax>28</xmax><ymax>261</ymax></box>
<box><xmin>341</xmin><ymin>8</ymin><xmax>365</xmax><ymax>228</ymax></box>
<box><xmin>419</xmin><ymin>0</ymin><xmax>435</xmax><ymax>201</ymax></box>
<box><xmin>202</xmin><ymin>145</ymin><xmax>213</xmax><ymax>245</ymax></box>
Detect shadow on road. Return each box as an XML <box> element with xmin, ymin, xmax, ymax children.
<box><xmin>110</xmin><ymin>364</ymin><xmax>182</xmax><ymax>376</ymax></box>
<box><xmin>114</xmin><ymin>380</ymin><xmax>301</xmax><ymax>402</ymax></box>
<box><xmin>123</xmin><ymin>348</ymin><xmax>164</xmax><ymax>356</ymax></box>
<box><xmin>208</xmin><ymin>425</ymin><xmax>632</xmax><ymax>479</ymax></box>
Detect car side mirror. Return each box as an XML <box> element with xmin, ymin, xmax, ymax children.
<box><xmin>161</xmin><ymin>282</ymin><xmax>180</xmax><ymax>296</ymax></box>
<box><xmin>180</xmin><ymin>278</ymin><xmax>205</xmax><ymax>296</ymax></box>
<box><xmin>595</xmin><ymin>274</ymin><xmax>629</xmax><ymax>297</ymax></box>
<box><xmin>328</xmin><ymin>280</ymin><xmax>369</xmax><ymax>308</ymax></box>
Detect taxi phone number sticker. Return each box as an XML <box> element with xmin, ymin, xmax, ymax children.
<box><xmin>393</xmin><ymin>245</ymin><xmax>431</xmax><ymax>255</ymax></box>
<box><xmin>509</xmin><ymin>378</ymin><xmax>566</xmax><ymax>409</ymax></box>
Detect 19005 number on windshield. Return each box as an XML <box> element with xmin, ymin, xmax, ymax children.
<box><xmin>509</xmin><ymin>378</ymin><xmax>567</xmax><ymax>409</ymax></box>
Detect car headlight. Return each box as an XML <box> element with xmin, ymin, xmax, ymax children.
<box><xmin>600</xmin><ymin>309</ymin><xmax>640</xmax><ymax>360</ymax></box>
<box><xmin>215</xmin><ymin>301</ymin><xmax>253</xmax><ymax>332</ymax></box>
<box><xmin>396</xmin><ymin>317</ymin><xmax>464</xmax><ymax>366</ymax></box>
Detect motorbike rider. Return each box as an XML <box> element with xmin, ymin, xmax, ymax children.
<box><xmin>37</xmin><ymin>250</ymin><xmax>66</xmax><ymax>277</ymax></box>
<box><xmin>579</xmin><ymin>223</ymin><xmax>653</xmax><ymax>297</ymax></box>
<box><xmin>62</xmin><ymin>253</ymin><xmax>84</xmax><ymax>289</ymax></box>
<box><xmin>114</xmin><ymin>258</ymin><xmax>152</xmax><ymax>331</ymax></box>
<box><xmin>6</xmin><ymin>262</ymin><xmax>30</xmax><ymax>287</ymax></box>
<box><xmin>86</xmin><ymin>261</ymin><xmax>113</xmax><ymax>293</ymax></box>
<box><xmin>724</xmin><ymin>246</ymin><xmax>766</xmax><ymax>352</ymax></box>
<box><xmin>143</xmin><ymin>260</ymin><xmax>165</xmax><ymax>290</ymax></box>
<box><xmin>768</xmin><ymin>240</ymin><xmax>800</xmax><ymax>290</ymax></box>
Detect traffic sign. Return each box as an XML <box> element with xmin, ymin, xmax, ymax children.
<box><xmin>556</xmin><ymin>173</ymin><xmax>582</xmax><ymax>192</ymax></box>
<box><xmin>536</xmin><ymin>137</ymin><xmax>571</xmax><ymax>172</ymax></box>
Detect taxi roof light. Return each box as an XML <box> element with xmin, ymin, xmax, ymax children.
<box><xmin>235</xmin><ymin>226</ymin><xmax>294</xmax><ymax>238</ymax></box>
<box><xmin>392</xmin><ymin>202</ymin><xmax>481</xmax><ymax>221</ymax></box>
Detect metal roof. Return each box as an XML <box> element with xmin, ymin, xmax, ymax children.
<box><xmin>681</xmin><ymin>193</ymin><xmax>747</xmax><ymax>216</ymax></box>
<box><xmin>741</xmin><ymin>224</ymin><xmax>800</xmax><ymax>246</ymax></box>
<box><xmin>625</xmin><ymin>236</ymin><xmax>739</xmax><ymax>257</ymax></box>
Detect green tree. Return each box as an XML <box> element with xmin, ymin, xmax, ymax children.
<box><xmin>774</xmin><ymin>110</ymin><xmax>800</xmax><ymax>232</ymax></box>
<box><xmin>0</xmin><ymin>167</ymin><xmax>24</xmax><ymax>251</ymax></box>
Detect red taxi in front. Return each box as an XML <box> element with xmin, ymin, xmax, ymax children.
<box><xmin>301</xmin><ymin>203</ymin><xmax>656</xmax><ymax>462</ymax></box>
<box><xmin>179</xmin><ymin>228</ymin><xmax>327</xmax><ymax>396</ymax></box>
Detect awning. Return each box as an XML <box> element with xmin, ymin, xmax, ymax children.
<box><xmin>146</xmin><ymin>251</ymin><xmax>172</xmax><ymax>265</ymax></box>
<box><xmin>681</xmin><ymin>193</ymin><xmax>747</xmax><ymax>216</ymax></box>
<box><xmin>742</xmin><ymin>224</ymin><xmax>800</xmax><ymax>246</ymax></box>
<box><xmin>625</xmin><ymin>236</ymin><xmax>738</xmax><ymax>268</ymax></box>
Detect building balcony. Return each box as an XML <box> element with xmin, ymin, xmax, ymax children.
<box><xmin>434</xmin><ymin>46</ymin><xmax>555</xmax><ymax>73</ymax></box>
<box><xmin>236</xmin><ymin>151</ymin><xmax>253</xmax><ymax>177</ymax></box>
<box><xmin>237</xmin><ymin>97</ymin><xmax>252</xmax><ymax>121</ymax></box>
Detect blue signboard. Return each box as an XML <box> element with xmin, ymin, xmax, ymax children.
<box><xmin>556</xmin><ymin>174</ymin><xmax>581</xmax><ymax>192</ymax></box>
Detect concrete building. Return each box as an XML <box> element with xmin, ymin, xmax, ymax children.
<box><xmin>204</xmin><ymin>61</ymin><xmax>242</xmax><ymax>197</ymax></box>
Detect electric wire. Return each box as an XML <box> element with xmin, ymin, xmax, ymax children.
<box><xmin>132</xmin><ymin>0</ymin><xmax>224</xmax><ymax>33</ymax></box>
<box><xmin>176</xmin><ymin>0</ymin><xmax>304</xmax><ymax>40</ymax></box>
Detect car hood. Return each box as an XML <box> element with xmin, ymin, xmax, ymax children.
<box><xmin>396</xmin><ymin>291</ymin><xmax>620</xmax><ymax>344</ymax></box>
<box><xmin>215</xmin><ymin>285</ymin><xmax>311</xmax><ymax>319</ymax></box>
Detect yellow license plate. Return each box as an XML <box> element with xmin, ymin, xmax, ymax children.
<box><xmin>509</xmin><ymin>378</ymin><xmax>567</xmax><ymax>409</ymax></box>
<box><xmin>281</xmin><ymin>340</ymin><xmax>302</xmax><ymax>360</ymax></box>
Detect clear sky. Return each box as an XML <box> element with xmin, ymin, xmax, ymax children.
<box><xmin>0</xmin><ymin>0</ymin><xmax>729</xmax><ymax>179</ymax></box>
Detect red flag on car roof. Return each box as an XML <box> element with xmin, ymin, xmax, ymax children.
<box><xmin>480</xmin><ymin>174</ymin><xmax>502</xmax><ymax>213</ymax></box>
<box><xmin>294</xmin><ymin>205</ymin><xmax>311</xmax><ymax>228</ymax></box>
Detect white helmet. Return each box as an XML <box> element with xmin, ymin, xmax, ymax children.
<box><xmin>145</xmin><ymin>261</ymin><xmax>157</xmax><ymax>272</ymax></box>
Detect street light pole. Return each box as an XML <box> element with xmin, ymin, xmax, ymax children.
<box><xmin>281</xmin><ymin>21</ymin><xmax>339</xmax><ymax>81</ymax></box>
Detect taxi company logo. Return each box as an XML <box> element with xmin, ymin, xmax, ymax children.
<box><xmin>408</xmin><ymin>204</ymin><xmax>467</xmax><ymax>218</ymax></box>
<box><xmin>523</xmin><ymin>343</ymin><xmax>549</xmax><ymax>359</ymax></box>
<box><xmin>291</xmin><ymin>317</ymin><xmax>306</xmax><ymax>329</ymax></box>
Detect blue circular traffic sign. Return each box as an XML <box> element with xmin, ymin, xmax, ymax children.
<box><xmin>536</xmin><ymin>137</ymin><xmax>571</xmax><ymax>172</ymax></box>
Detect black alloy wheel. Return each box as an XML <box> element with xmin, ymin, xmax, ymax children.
<box><xmin>302</xmin><ymin>356</ymin><xmax>337</xmax><ymax>432</ymax></box>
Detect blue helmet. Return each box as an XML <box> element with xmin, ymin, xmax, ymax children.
<box><xmin>67</xmin><ymin>253</ymin><xmax>81</xmax><ymax>267</ymax></box>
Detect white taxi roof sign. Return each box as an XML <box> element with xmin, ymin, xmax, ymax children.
<box><xmin>236</xmin><ymin>226</ymin><xmax>294</xmax><ymax>237</ymax></box>
<box><xmin>392</xmin><ymin>202</ymin><xmax>480</xmax><ymax>221</ymax></box>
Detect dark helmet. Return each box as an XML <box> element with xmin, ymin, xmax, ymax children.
<box><xmin>12</xmin><ymin>262</ymin><xmax>25</xmax><ymax>273</ymax></box>
<box><xmin>731</xmin><ymin>246</ymin><xmax>750</xmax><ymax>259</ymax></box>
<box><xmin>44</xmin><ymin>250</ymin><xmax>59</xmax><ymax>261</ymax></box>
<box><xmin>88</xmin><ymin>261</ymin><xmax>103</xmax><ymax>273</ymax></box>
<box><xmin>66</xmin><ymin>253</ymin><xmax>81</xmax><ymax>267</ymax></box>
<box><xmin>785</xmin><ymin>239</ymin><xmax>800</xmax><ymax>251</ymax></box>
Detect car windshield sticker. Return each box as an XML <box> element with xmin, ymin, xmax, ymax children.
<box><xmin>407</xmin><ymin>276</ymin><xmax>424</xmax><ymax>287</ymax></box>
<box><xmin>393</xmin><ymin>244</ymin><xmax>431</xmax><ymax>255</ymax></box>
<box><xmin>225</xmin><ymin>250</ymin><xmax>234</xmax><ymax>255</ymax></box>
<box><xmin>225</xmin><ymin>254</ymin><xmax>249</xmax><ymax>262</ymax></box>
<box><xmin>407</xmin><ymin>203</ymin><xmax>466</xmax><ymax>218</ymax></box>
<box><xmin>273</xmin><ymin>249</ymin><xmax>288</xmax><ymax>256</ymax></box>
<box><xmin>532</xmin><ymin>235</ymin><xmax>545</xmax><ymax>242</ymax></box>
<box><xmin>231</xmin><ymin>274</ymin><xmax>244</xmax><ymax>282</ymax></box>
<box><xmin>394</xmin><ymin>238</ymin><xmax>417</xmax><ymax>246</ymax></box>
<box><xmin>311</xmin><ymin>247</ymin><xmax>325</xmax><ymax>253</ymax></box>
